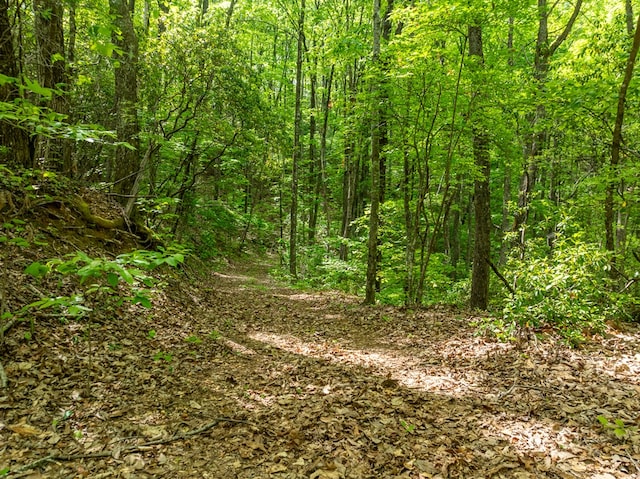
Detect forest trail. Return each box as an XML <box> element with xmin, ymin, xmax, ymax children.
<box><xmin>2</xmin><ymin>258</ymin><xmax>640</xmax><ymax>478</ymax></box>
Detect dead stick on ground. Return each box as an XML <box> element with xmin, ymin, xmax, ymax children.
<box><xmin>12</xmin><ymin>418</ymin><xmax>251</xmax><ymax>474</ymax></box>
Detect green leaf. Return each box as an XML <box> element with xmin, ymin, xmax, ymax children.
<box><xmin>67</xmin><ymin>305</ymin><xmax>92</xmax><ymax>317</ymax></box>
<box><xmin>0</xmin><ymin>74</ymin><xmax>16</xmax><ymax>86</ymax></box>
<box><xmin>25</xmin><ymin>262</ymin><xmax>49</xmax><ymax>278</ymax></box>
<box><xmin>23</xmin><ymin>77</ymin><xmax>53</xmax><ymax>98</ymax></box>
<box><xmin>107</xmin><ymin>272</ymin><xmax>119</xmax><ymax>287</ymax></box>
<box><xmin>133</xmin><ymin>294</ymin><xmax>152</xmax><ymax>308</ymax></box>
<box><xmin>165</xmin><ymin>256</ymin><xmax>178</xmax><ymax>267</ymax></box>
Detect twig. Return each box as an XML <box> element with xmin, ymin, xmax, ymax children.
<box><xmin>0</xmin><ymin>361</ymin><xmax>6</xmax><ymax>389</ymax></box>
<box><xmin>497</xmin><ymin>376</ymin><xmax>519</xmax><ymax>399</ymax></box>
<box><xmin>627</xmin><ymin>453</ymin><xmax>640</xmax><ymax>473</ymax></box>
<box><xmin>11</xmin><ymin>417</ymin><xmax>251</xmax><ymax>474</ymax></box>
<box><xmin>487</xmin><ymin>259</ymin><xmax>516</xmax><ymax>296</ymax></box>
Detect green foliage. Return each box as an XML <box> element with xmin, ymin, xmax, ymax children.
<box><xmin>399</xmin><ymin>419</ymin><xmax>416</xmax><ymax>434</ymax></box>
<box><xmin>500</xmin><ymin>227</ymin><xmax>622</xmax><ymax>345</ymax></box>
<box><xmin>0</xmin><ymin>219</ymin><xmax>30</xmax><ymax>248</ymax></box>
<box><xmin>597</xmin><ymin>415</ymin><xmax>638</xmax><ymax>440</ymax></box>
<box><xmin>152</xmin><ymin>351</ymin><xmax>173</xmax><ymax>363</ymax></box>
<box><xmin>19</xmin><ymin>248</ymin><xmax>187</xmax><ymax>323</ymax></box>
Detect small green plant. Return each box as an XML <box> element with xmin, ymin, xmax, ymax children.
<box><xmin>152</xmin><ymin>351</ymin><xmax>173</xmax><ymax>363</ymax></box>
<box><xmin>185</xmin><ymin>335</ymin><xmax>202</xmax><ymax>344</ymax></box>
<box><xmin>208</xmin><ymin>330</ymin><xmax>221</xmax><ymax>340</ymax></box>
<box><xmin>0</xmin><ymin>218</ymin><xmax>30</xmax><ymax>248</ymax></box>
<box><xmin>147</xmin><ymin>329</ymin><xmax>157</xmax><ymax>339</ymax></box>
<box><xmin>597</xmin><ymin>415</ymin><xmax>637</xmax><ymax>440</ymax></box>
<box><xmin>20</xmin><ymin>247</ymin><xmax>188</xmax><ymax>322</ymax></box>
<box><xmin>399</xmin><ymin>419</ymin><xmax>415</xmax><ymax>434</ymax></box>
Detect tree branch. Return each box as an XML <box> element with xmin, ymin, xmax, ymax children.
<box><xmin>548</xmin><ymin>0</ymin><xmax>583</xmax><ymax>56</ymax></box>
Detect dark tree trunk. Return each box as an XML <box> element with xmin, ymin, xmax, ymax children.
<box><xmin>34</xmin><ymin>0</ymin><xmax>72</xmax><ymax>174</ymax></box>
<box><xmin>605</xmin><ymin>11</ymin><xmax>640</xmax><ymax>270</ymax></box>
<box><xmin>308</xmin><ymin>65</ymin><xmax>319</xmax><ymax>242</ymax></box>
<box><xmin>0</xmin><ymin>0</ymin><xmax>30</xmax><ymax>168</ymax></box>
<box><xmin>110</xmin><ymin>0</ymin><xmax>140</xmax><ymax>209</ymax></box>
<box><xmin>513</xmin><ymin>0</ymin><xmax>582</xmax><ymax>256</ymax></box>
<box><xmin>365</xmin><ymin>0</ymin><xmax>382</xmax><ymax>304</ymax></box>
<box><xmin>289</xmin><ymin>0</ymin><xmax>305</xmax><ymax>277</ymax></box>
<box><xmin>468</xmin><ymin>24</ymin><xmax>491</xmax><ymax>311</ymax></box>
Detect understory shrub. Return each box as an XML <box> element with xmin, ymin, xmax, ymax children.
<box><xmin>500</xmin><ymin>231</ymin><xmax>627</xmax><ymax>345</ymax></box>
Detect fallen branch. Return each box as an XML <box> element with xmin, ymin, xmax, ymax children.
<box><xmin>11</xmin><ymin>417</ymin><xmax>251</xmax><ymax>474</ymax></box>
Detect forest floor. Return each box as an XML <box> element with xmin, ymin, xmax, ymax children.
<box><xmin>1</xmin><ymin>194</ymin><xmax>640</xmax><ymax>478</ymax></box>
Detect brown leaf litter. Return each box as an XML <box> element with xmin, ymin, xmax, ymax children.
<box><xmin>1</xmin><ymin>258</ymin><xmax>639</xmax><ymax>478</ymax></box>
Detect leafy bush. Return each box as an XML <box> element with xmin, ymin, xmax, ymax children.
<box><xmin>21</xmin><ymin>246</ymin><xmax>188</xmax><ymax>321</ymax></box>
<box><xmin>500</xmin><ymin>231</ymin><xmax>619</xmax><ymax>345</ymax></box>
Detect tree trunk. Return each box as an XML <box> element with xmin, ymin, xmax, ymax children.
<box><xmin>308</xmin><ymin>63</ymin><xmax>319</xmax><ymax>242</ymax></box>
<box><xmin>289</xmin><ymin>0</ymin><xmax>305</xmax><ymax>277</ymax></box>
<box><xmin>513</xmin><ymin>0</ymin><xmax>582</xmax><ymax>256</ymax></box>
<box><xmin>34</xmin><ymin>0</ymin><xmax>71</xmax><ymax>173</ymax></box>
<box><xmin>626</xmin><ymin>0</ymin><xmax>634</xmax><ymax>35</ymax></box>
<box><xmin>319</xmin><ymin>65</ymin><xmax>334</xmax><ymax>238</ymax></box>
<box><xmin>605</xmin><ymin>11</ymin><xmax>640</xmax><ymax>270</ymax></box>
<box><xmin>0</xmin><ymin>0</ymin><xmax>31</xmax><ymax>168</ymax></box>
<box><xmin>365</xmin><ymin>0</ymin><xmax>382</xmax><ymax>304</ymax></box>
<box><xmin>468</xmin><ymin>24</ymin><xmax>491</xmax><ymax>311</ymax></box>
<box><xmin>110</xmin><ymin>0</ymin><xmax>140</xmax><ymax>209</ymax></box>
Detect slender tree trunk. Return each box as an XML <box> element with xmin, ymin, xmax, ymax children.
<box><xmin>468</xmin><ymin>24</ymin><xmax>491</xmax><ymax>310</ymax></box>
<box><xmin>403</xmin><ymin>145</ymin><xmax>416</xmax><ymax>304</ymax></box>
<box><xmin>308</xmin><ymin>65</ymin><xmax>319</xmax><ymax>242</ymax></box>
<box><xmin>319</xmin><ymin>65</ymin><xmax>334</xmax><ymax>237</ymax></box>
<box><xmin>339</xmin><ymin>67</ymin><xmax>358</xmax><ymax>261</ymax></box>
<box><xmin>513</xmin><ymin>0</ymin><xmax>582</xmax><ymax>256</ymax></box>
<box><xmin>289</xmin><ymin>0</ymin><xmax>305</xmax><ymax>277</ymax></box>
<box><xmin>626</xmin><ymin>0</ymin><xmax>634</xmax><ymax>35</ymax></box>
<box><xmin>365</xmin><ymin>0</ymin><xmax>382</xmax><ymax>304</ymax></box>
<box><xmin>450</xmin><ymin>180</ymin><xmax>462</xmax><ymax>278</ymax></box>
<box><xmin>34</xmin><ymin>0</ymin><xmax>70</xmax><ymax>172</ymax></box>
<box><xmin>605</xmin><ymin>12</ymin><xmax>640</xmax><ymax>269</ymax></box>
<box><xmin>0</xmin><ymin>0</ymin><xmax>31</xmax><ymax>168</ymax></box>
<box><xmin>225</xmin><ymin>0</ymin><xmax>236</xmax><ymax>29</ymax></box>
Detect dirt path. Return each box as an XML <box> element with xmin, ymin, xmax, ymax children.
<box><xmin>2</xmin><ymin>262</ymin><xmax>640</xmax><ymax>478</ymax></box>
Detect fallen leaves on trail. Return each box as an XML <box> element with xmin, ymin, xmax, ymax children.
<box><xmin>1</xmin><ymin>260</ymin><xmax>639</xmax><ymax>478</ymax></box>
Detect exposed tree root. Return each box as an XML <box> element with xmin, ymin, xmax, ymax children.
<box><xmin>10</xmin><ymin>417</ymin><xmax>251</xmax><ymax>475</ymax></box>
<box><xmin>71</xmin><ymin>195</ymin><xmax>125</xmax><ymax>229</ymax></box>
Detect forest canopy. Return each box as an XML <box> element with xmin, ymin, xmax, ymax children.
<box><xmin>2</xmin><ymin>0</ymin><xmax>640</xmax><ymax>343</ymax></box>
